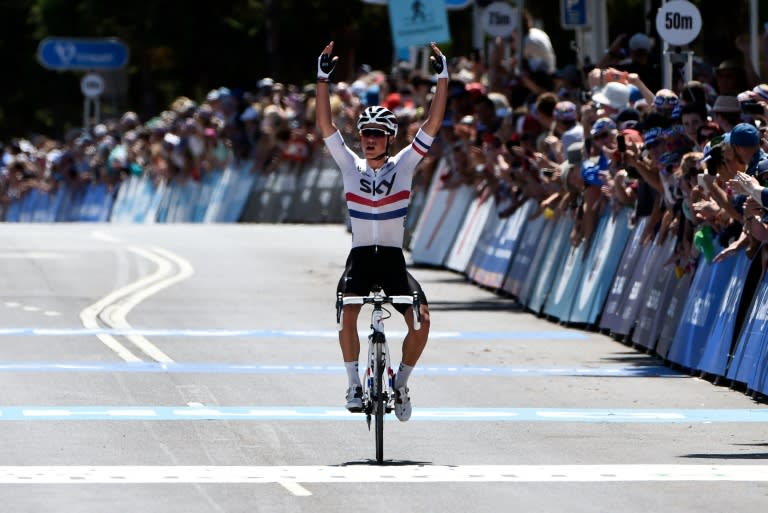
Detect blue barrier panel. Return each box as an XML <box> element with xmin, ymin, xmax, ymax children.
<box><xmin>569</xmin><ymin>208</ymin><xmax>632</xmax><ymax>325</ymax></box>
<box><xmin>543</xmin><ymin>240</ymin><xmax>585</xmax><ymax>321</ymax></box>
<box><xmin>143</xmin><ymin>180</ymin><xmax>168</xmax><ymax>224</ymax></box>
<box><xmin>526</xmin><ymin>214</ymin><xmax>574</xmax><ymax>314</ymax></box>
<box><xmin>609</xmin><ymin>239</ymin><xmax>659</xmax><ymax>336</ymax></box>
<box><xmin>598</xmin><ymin>217</ymin><xmax>647</xmax><ymax>332</ymax></box>
<box><xmin>630</xmin><ymin>237</ymin><xmax>677</xmax><ymax>351</ymax></box>
<box><xmin>3</xmin><ymin>194</ymin><xmax>22</xmax><ymax>221</ymax></box>
<box><xmin>465</xmin><ymin>203</ymin><xmax>505</xmax><ymax>283</ymax></box>
<box><xmin>501</xmin><ymin>207</ymin><xmax>549</xmax><ymax>299</ymax></box>
<box><xmin>696</xmin><ymin>250</ymin><xmax>754</xmax><ymax>376</ymax></box>
<box><xmin>725</xmin><ymin>271</ymin><xmax>768</xmax><ymax>388</ymax></box>
<box><xmin>444</xmin><ymin>188</ymin><xmax>493</xmax><ymax>273</ymax></box>
<box><xmin>30</xmin><ymin>189</ymin><xmax>52</xmax><ymax>222</ymax></box>
<box><xmin>472</xmin><ymin>199</ymin><xmax>534</xmax><ymax>290</ymax></box>
<box><xmin>79</xmin><ymin>183</ymin><xmax>108</xmax><ymax>221</ymax></box>
<box><xmin>410</xmin><ymin>179</ymin><xmax>475</xmax><ymax>267</ymax></box>
<box><xmin>655</xmin><ymin>270</ymin><xmax>694</xmax><ymax>359</ymax></box>
<box><xmin>222</xmin><ymin>166</ymin><xmax>257</xmax><ymax>222</ymax></box>
<box><xmin>17</xmin><ymin>189</ymin><xmax>36</xmax><ymax>222</ymax></box>
<box><xmin>169</xmin><ymin>179</ymin><xmax>201</xmax><ymax>222</ymax></box>
<box><xmin>192</xmin><ymin>170</ymin><xmax>223</xmax><ymax>222</ymax></box>
<box><xmin>665</xmin><ymin>249</ymin><xmax>736</xmax><ymax>370</ymax></box>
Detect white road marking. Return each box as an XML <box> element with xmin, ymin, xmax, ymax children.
<box><xmin>22</xmin><ymin>306</ymin><xmax>40</xmax><ymax>312</ymax></box>
<box><xmin>4</xmin><ymin>302</ymin><xmax>20</xmax><ymax>308</ymax></box>
<box><xmin>0</xmin><ymin>465</ymin><xmax>765</xmax><ymax>486</ymax></box>
<box><xmin>78</xmin><ymin>245</ymin><xmax>193</xmax><ymax>363</ymax></box>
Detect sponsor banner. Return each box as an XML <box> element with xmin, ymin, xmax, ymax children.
<box><xmin>525</xmin><ymin>215</ymin><xmax>574</xmax><ymax>314</ymax></box>
<box><xmin>471</xmin><ymin>200</ymin><xmax>534</xmax><ymax>289</ymax></box>
<box><xmin>504</xmin><ymin>212</ymin><xmax>553</xmax><ymax>302</ymax></box>
<box><xmin>598</xmin><ymin>217</ymin><xmax>648</xmax><ymax>331</ymax></box>
<box><xmin>665</xmin><ymin>248</ymin><xmax>737</xmax><ymax>370</ymax></box>
<box><xmin>726</xmin><ymin>269</ymin><xmax>768</xmax><ymax>388</ymax></box>
<box><xmin>543</xmin><ymin>241</ymin><xmax>585</xmax><ymax>321</ymax></box>
<box><xmin>696</xmin><ymin>250</ymin><xmax>754</xmax><ymax>376</ymax></box>
<box><xmin>630</xmin><ymin>237</ymin><xmax>677</xmax><ymax>351</ymax></box>
<box><xmin>610</xmin><ymin>237</ymin><xmax>658</xmax><ymax>336</ymax></box>
<box><xmin>445</xmin><ymin>187</ymin><xmax>494</xmax><ymax>273</ymax></box>
<box><xmin>655</xmin><ymin>271</ymin><xmax>693</xmax><ymax>359</ymax></box>
<box><xmin>466</xmin><ymin>207</ymin><xmax>505</xmax><ymax>283</ymax></box>
<box><xmin>570</xmin><ymin>208</ymin><xmax>632</xmax><ymax>325</ymax></box>
<box><xmin>409</xmin><ymin>174</ymin><xmax>475</xmax><ymax>266</ymax></box>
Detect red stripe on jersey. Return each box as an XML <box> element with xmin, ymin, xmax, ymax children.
<box><xmin>346</xmin><ymin>190</ymin><xmax>410</xmax><ymax>207</ymax></box>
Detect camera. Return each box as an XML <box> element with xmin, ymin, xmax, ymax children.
<box><xmin>741</xmin><ymin>100</ymin><xmax>765</xmax><ymax>116</ymax></box>
<box><xmin>705</xmin><ymin>145</ymin><xmax>723</xmax><ymax>176</ymax></box>
<box><xmin>617</xmin><ymin>134</ymin><xmax>626</xmax><ymax>153</ymax></box>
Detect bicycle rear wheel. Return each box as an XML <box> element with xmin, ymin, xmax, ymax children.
<box><xmin>374</xmin><ymin>337</ymin><xmax>385</xmax><ymax>464</ymax></box>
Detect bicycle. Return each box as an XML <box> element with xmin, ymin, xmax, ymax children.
<box><xmin>336</xmin><ymin>285</ymin><xmax>421</xmax><ymax>464</ymax></box>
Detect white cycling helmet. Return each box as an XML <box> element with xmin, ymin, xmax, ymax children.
<box><xmin>357</xmin><ymin>106</ymin><xmax>398</xmax><ymax>137</ymax></box>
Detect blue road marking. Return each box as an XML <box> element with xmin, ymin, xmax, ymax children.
<box><xmin>2</xmin><ymin>406</ymin><xmax>766</xmax><ymax>422</ymax></box>
<box><xmin>0</xmin><ymin>362</ymin><xmax>684</xmax><ymax>377</ymax></box>
<box><xmin>0</xmin><ymin>328</ymin><xmax>587</xmax><ymax>340</ymax></box>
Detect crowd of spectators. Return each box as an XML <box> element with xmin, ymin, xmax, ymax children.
<box><xmin>3</xmin><ymin>11</ymin><xmax>768</xmax><ymax>283</ymax></box>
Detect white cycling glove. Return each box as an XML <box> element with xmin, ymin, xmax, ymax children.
<box><xmin>317</xmin><ymin>51</ymin><xmax>337</xmax><ymax>82</ymax></box>
<box><xmin>430</xmin><ymin>49</ymin><xmax>449</xmax><ymax>80</ymax></box>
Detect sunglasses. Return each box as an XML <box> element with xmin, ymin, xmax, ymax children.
<box><xmin>360</xmin><ymin>128</ymin><xmax>388</xmax><ymax>138</ymax></box>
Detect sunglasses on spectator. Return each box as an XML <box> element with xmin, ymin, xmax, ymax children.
<box><xmin>360</xmin><ymin>128</ymin><xmax>388</xmax><ymax>138</ymax></box>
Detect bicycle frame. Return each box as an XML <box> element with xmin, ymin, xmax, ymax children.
<box><xmin>335</xmin><ymin>286</ymin><xmax>421</xmax><ymax>464</ymax></box>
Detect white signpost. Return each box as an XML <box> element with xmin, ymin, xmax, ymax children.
<box><xmin>80</xmin><ymin>73</ymin><xmax>105</xmax><ymax>131</ymax></box>
<box><xmin>655</xmin><ymin>0</ymin><xmax>702</xmax><ymax>89</ymax></box>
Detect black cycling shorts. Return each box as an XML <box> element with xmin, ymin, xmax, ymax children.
<box><xmin>336</xmin><ymin>245</ymin><xmax>428</xmax><ymax>315</ymax></box>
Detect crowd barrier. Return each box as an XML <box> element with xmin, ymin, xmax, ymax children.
<box><xmin>408</xmin><ymin>156</ymin><xmax>768</xmax><ymax>400</ymax></box>
<box><xmin>2</xmin><ymin>151</ymin><xmax>348</xmax><ymax>224</ymax></box>
<box><xmin>6</xmin><ymin>149</ymin><xmax>768</xmax><ymax>398</ymax></box>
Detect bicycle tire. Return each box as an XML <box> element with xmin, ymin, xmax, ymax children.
<box><xmin>374</xmin><ymin>335</ymin><xmax>385</xmax><ymax>464</ymax></box>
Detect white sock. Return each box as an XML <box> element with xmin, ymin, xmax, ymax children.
<box><xmin>395</xmin><ymin>363</ymin><xmax>414</xmax><ymax>389</ymax></box>
<box><xmin>345</xmin><ymin>361</ymin><xmax>361</xmax><ymax>387</ymax></box>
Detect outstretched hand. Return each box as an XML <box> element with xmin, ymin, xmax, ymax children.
<box><xmin>429</xmin><ymin>42</ymin><xmax>449</xmax><ymax>79</ymax></box>
<box><xmin>318</xmin><ymin>41</ymin><xmax>338</xmax><ymax>81</ymax></box>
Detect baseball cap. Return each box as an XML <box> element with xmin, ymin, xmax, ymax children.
<box><xmin>729</xmin><ymin>123</ymin><xmax>760</xmax><ymax>147</ymax></box>
<box><xmin>628</xmin><ymin>33</ymin><xmax>653</xmax><ymax>52</ymax></box>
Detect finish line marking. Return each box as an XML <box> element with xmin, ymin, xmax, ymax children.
<box><xmin>0</xmin><ymin>465</ymin><xmax>766</xmax><ymax>490</ymax></box>
<box><xmin>0</xmin><ymin>328</ymin><xmax>587</xmax><ymax>340</ymax></box>
<box><xmin>0</xmin><ymin>362</ymin><xmax>683</xmax><ymax>378</ymax></box>
<box><xmin>0</xmin><ymin>407</ymin><xmax>766</xmax><ymax>422</ymax></box>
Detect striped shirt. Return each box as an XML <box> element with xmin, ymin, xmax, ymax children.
<box><xmin>324</xmin><ymin>129</ymin><xmax>434</xmax><ymax>248</ymax></box>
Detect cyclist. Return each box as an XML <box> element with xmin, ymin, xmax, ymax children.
<box><xmin>315</xmin><ymin>40</ymin><xmax>448</xmax><ymax>421</ymax></box>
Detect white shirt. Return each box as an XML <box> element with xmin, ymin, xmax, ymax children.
<box><xmin>324</xmin><ymin>129</ymin><xmax>434</xmax><ymax>248</ymax></box>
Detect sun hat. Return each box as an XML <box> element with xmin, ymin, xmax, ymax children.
<box><xmin>592</xmin><ymin>82</ymin><xmax>630</xmax><ymax>111</ymax></box>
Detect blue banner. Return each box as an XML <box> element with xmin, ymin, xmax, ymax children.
<box><xmin>630</xmin><ymin>237</ymin><xmax>676</xmax><ymax>351</ymax></box>
<box><xmin>696</xmin><ymin>250</ymin><xmax>754</xmax><ymax>376</ymax></box>
<box><xmin>598</xmin><ymin>217</ymin><xmax>648</xmax><ymax>332</ymax></box>
<box><xmin>471</xmin><ymin>200</ymin><xmax>533</xmax><ymax>289</ymax></box>
<box><xmin>504</xmin><ymin>213</ymin><xmax>553</xmax><ymax>303</ymax></box>
<box><xmin>726</xmin><ymin>271</ymin><xmax>768</xmax><ymax>388</ymax></box>
<box><xmin>525</xmin><ymin>215</ymin><xmax>574</xmax><ymax>314</ymax></box>
<box><xmin>666</xmin><ymin>249</ymin><xmax>736</xmax><ymax>370</ymax></box>
<box><xmin>570</xmin><ymin>208</ymin><xmax>632</xmax><ymax>325</ymax></box>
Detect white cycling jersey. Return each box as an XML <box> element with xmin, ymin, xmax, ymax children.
<box><xmin>324</xmin><ymin>128</ymin><xmax>434</xmax><ymax>248</ymax></box>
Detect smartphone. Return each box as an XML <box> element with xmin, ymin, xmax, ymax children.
<box><xmin>697</xmin><ymin>174</ymin><xmax>708</xmax><ymax>189</ymax></box>
<box><xmin>539</xmin><ymin>168</ymin><xmax>555</xmax><ymax>179</ymax></box>
<box><xmin>617</xmin><ymin>134</ymin><xmax>626</xmax><ymax>153</ymax></box>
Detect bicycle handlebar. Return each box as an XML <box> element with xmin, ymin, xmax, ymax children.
<box><xmin>336</xmin><ymin>291</ymin><xmax>422</xmax><ymax>331</ymax></box>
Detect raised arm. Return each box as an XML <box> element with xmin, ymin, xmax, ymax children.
<box><xmin>420</xmin><ymin>42</ymin><xmax>449</xmax><ymax>137</ymax></box>
<box><xmin>315</xmin><ymin>41</ymin><xmax>338</xmax><ymax>139</ymax></box>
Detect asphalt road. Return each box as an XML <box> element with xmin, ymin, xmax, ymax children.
<box><xmin>0</xmin><ymin>223</ymin><xmax>766</xmax><ymax>513</ymax></box>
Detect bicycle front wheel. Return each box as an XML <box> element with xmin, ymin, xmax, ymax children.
<box><xmin>374</xmin><ymin>337</ymin><xmax>385</xmax><ymax>464</ymax></box>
